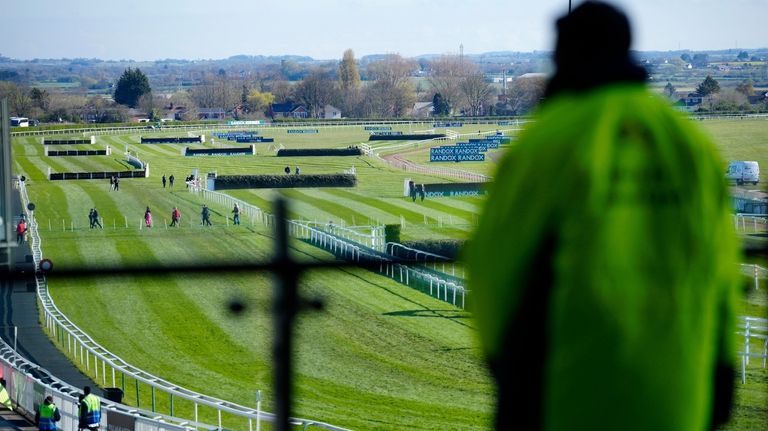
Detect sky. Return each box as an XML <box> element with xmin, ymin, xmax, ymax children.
<box><xmin>1</xmin><ymin>0</ymin><xmax>765</xmax><ymax>61</ymax></box>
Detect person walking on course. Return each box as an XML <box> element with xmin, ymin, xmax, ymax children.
<box><xmin>201</xmin><ymin>204</ymin><xmax>212</xmax><ymax>226</ymax></box>
<box><xmin>284</xmin><ymin>166</ymin><xmax>291</xmax><ymax>175</ymax></box>
<box><xmin>79</xmin><ymin>386</ymin><xmax>101</xmax><ymax>430</ymax></box>
<box><xmin>91</xmin><ymin>208</ymin><xmax>103</xmax><ymax>229</ymax></box>
<box><xmin>295</xmin><ymin>166</ymin><xmax>300</xmax><ymax>175</ymax></box>
<box><xmin>170</xmin><ymin>207</ymin><xmax>181</xmax><ymax>227</ymax></box>
<box><xmin>467</xmin><ymin>3</ymin><xmax>739</xmax><ymax>431</ymax></box>
<box><xmin>232</xmin><ymin>203</ymin><xmax>241</xmax><ymax>225</ymax></box>
<box><xmin>169</xmin><ymin>174</ymin><xmax>175</xmax><ymax>188</ymax></box>
<box><xmin>88</xmin><ymin>209</ymin><xmax>95</xmax><ymax>229</ymax></box>
<box><xmin>418</xmin><ymin>184</ymin><xmax>426</xmax><ymax>201</ymax></box>
<box><xmin>162</xmin><ymin>175</ymin><xmax>167</xmax><ymax>188</ymax></box>
<box><xmin>108</xmin><ymin>176</ymin><xmax>114</xmax><ymax>191</ymax></box>
<box><xmin>16</xmin><ymin>219</ymin><xmax>27</xmax><ymax>244</ymax></box>
<box><xmin>144</xmin><ymin>207</ymin><xmax>152</xmax><ymax>228</ymax></box>
<box><xmin>113</xmin><ymin>176</ymin><xmax>120</xmax><ymax>191</ymax></box>
<box><xmin>35</xmin><ymin>395</ymin><xmax>61</xmax><ymax>431</ymax></box>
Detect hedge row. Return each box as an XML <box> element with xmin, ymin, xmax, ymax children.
<box><xmin>276</xmin><ymin>148</ymin><xmax>363</xmax><ymax>157</ymax></box>
<box><xmin>47</xmin><ymin>150</ymin><xmax>106</xmax><ymax>156</ymax></box>
<box><xmin>368</xmin><ymin>134</ymin><xmax>446</xmax><ymax>141</ymax></box>
<box><xmin>214</xmin><ymin>174</ymin><xmax>356</xmax><ymax>189</ymax></box>
<box><xmin>49</xmin><ymin>170</ymin><xmax>146</xmax><ymax>180</ymax></box>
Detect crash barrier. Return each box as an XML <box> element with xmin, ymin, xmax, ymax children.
<box><xmin>42</xmin><ymin>136</ymin><xmax>95</xmax><ymax>145</ymax></box>
<box><xmin>46</xmin><ymin>146</ymin><xmax>111</xmax><ymax>156</ymax></box>
<box><xmin>141</xmin><ymin>136</ymin><xmax>204</xmax><ymax>144</ymax></box>
<box><xmin>738</xmin><ymin>316</ymin><xmax>768</xmax><ymax>384</ymax></box>
<box><xmin>362</xmin><ymin>143</ymin><xmax>490</xmax><ymax>183</ymax></box>
<box><xmin>15</xmin><ymin>181</ymin><xmax>350</xmax><ymax>431</ymax></box>
<box><xmin>734</xmin><ymin>214</ymin><xmax>767</xmax><ymax>233</ymax></box>
<box><xmin>194</xmin><ymin>188</ymin><xmax>265</xmax><ymax>225</ymax></box>
<box><xmin>285</xmin><ymin>221</ymin><xmax>468</xmax><ymax>309</ymax></box>
<box><xmin>125</xmin><ymin>152</ymin><xmax>146</xmax><ymax>169</ymax></box>
<box><xmin>0</xmin><ymin>338</ymin><xmax>201</xmax><ymax>431</ymax></box>
<box><xmin>184</xmin><ymin>146</ymin><xmax>255</xmax><ymax>156</ymax></box>
<box><xmin>385</xmin><ymin>242</ymin><xmax>462</xmax><ymax>277</ymax></box>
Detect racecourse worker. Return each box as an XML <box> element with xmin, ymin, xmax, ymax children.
<box><xmin>35</xmin><ymin>395</ymin><xmax>61</xmax><ymax>431</ymax></box>
<box><xmin>79</xmin><ymin>386</ymin><xmax>101</xmax><ymax>429</ymax></box>
<box><xmin>467</xmin><ymin>2</ymin><xmax>739</xmax><ymax>430</ymax></box>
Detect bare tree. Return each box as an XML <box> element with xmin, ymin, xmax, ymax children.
<box><xmin>507</xmin><ymin>75</ymin><xmax>546</xmax><ymax>115</ymax></box>
<box><xmin>293</xmin><ymin>70</ymin><xmax>337</xmax><ymax>117</ymax></box>
<box><xmin>338</xmin><ymin>49</ymin><xmax>361</xmax><ymax>117</ymax></box>
<box><xmin>460</xmin><ymin>71</ymin><xmax>493</xmax><ymax>116</ymax></box>
<box><xmin>366</xmin><ymin>54</ymin><xmax>416</xmax><ymax>117</ymax></box>
<box><xmin>427</xmin><ymin>55</ymin><xmax>469</xmax><ymax>114</ymax></box>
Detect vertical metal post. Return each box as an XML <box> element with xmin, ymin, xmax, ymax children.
<box><xmin>273</xmin><ymin>197</ymin><xmax>298</xmax><ymax>431</ymax></box>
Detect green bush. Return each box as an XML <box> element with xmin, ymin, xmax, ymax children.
<box><xmin>384</xmin><ymin>224</ymin><xmax>401</xmax><ymax>244</ymax></box>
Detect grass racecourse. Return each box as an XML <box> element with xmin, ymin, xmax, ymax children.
<box><xmin>11</xmin><ymin>117</ymin><xmax>768</xmax><ymax>430</ymax></box>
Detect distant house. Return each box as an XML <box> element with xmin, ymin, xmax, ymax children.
<box><xmin>269</xmin><ymin>103</ymin><xmax>308</xmax><ymax>119</ymax></box>
<box><xmin>748</xmin><ymin>92</ymin><xmax>768</xmax><ymax>106</ymax></box>
<box><xmin>674</xmin><ymin>95</ymin><xmax>708</xmax><ymax>112</ymax></box>
<box><xmin>198</xmin><ymin>108</ymin><xmax>226</xmax><ymax>120</ymax></box>
<box><xmin>321</xmin><ymin>104</ymin><xmax>342</xmax><ymax>119</ymax></box>
<box><xmin>412</xmin><ymin>102</ymin><xmax>434</xmax><ymax>118</ymax></box>
<box><xmin>127</xmin><ymin>108</ymin><xmax>149</xmax><ymax>123</ymax></box>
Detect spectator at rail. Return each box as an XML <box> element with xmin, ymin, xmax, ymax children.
<box><xmin>16</xmin><ymin>219</ymin><xmax>27</xmax><ymax>244</ymax></box>
<box><xmin>467</xmin><ymin>2</ymin><xmax>739</xmax><ymax>430</ymax></box>
<box><xmin>144</xmin><ymin>207</ymin><xmax>152</xmax><ymax>228</ymax></box>
<box><xmin>79</xmin><ymin>386</ymin><xmax>101</xmax><ymax>430</ymax></box>
<box><xmin>35</xmin><ymin>395</ymin><xmax>61</xmax><ymax>431</ymax></box>
<box><xmin>171</xmin><ymin>207</ymin><xmax>181</xmax><ymax>227</ymax></box>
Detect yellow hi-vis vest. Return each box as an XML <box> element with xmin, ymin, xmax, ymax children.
<box><xmin>467</xmin><ymin>83</ymin><xmax>739</xmax><ymax>431</ymax></box>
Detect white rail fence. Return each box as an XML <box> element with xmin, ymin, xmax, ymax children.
<box><xmin>738</xmin><ymin>316</ymin><xmax>768</xmax><ymax>384</ymax></box>
<box><xmin>733</xmin><ymin>214</ymin><xmax>767</xmax><ymax>234</ymax></box>
<box><xmin>17</xmin><ymin>181</ymin><xmax>350</xmax><ymax>431</ymax></box>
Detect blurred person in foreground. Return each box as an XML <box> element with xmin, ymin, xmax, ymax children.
<box><xmin>466</xmin><ymin>2</ymin><xmax>739</xmax><ymax>430</ymax></box>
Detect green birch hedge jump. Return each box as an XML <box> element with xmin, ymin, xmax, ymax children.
<box><xmin>214</xmin><ymin>173</ymin><xmax>357</xmax><ymax>189</ymax></box>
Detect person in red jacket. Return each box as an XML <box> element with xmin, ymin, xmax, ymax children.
<box><xmin>16</xmin><ymin>219</ymin><xmax>27</xmax><ymax>244</ymax></box>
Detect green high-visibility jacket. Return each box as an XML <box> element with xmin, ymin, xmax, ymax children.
<box><xmin>467</xmin><ymin>83</ymin><xmax>739</xmax><ymax>430</ymax></box>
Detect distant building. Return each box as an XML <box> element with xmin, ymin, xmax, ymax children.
<box><xmin>198</xmin><ymin>108</ymin><xmax>226</xmax><ymax>120</ymax></box>
<box><xmin>269</xmin><ymin>103</ymin><xmax>308</xmax><ymax>119</ymax></box>
<box><xmin>321</xmin><ymin>104</ymin><xmax>342</xmax><ymax>119</ymax></box>
<box><xmin>412</xmin><ymin>102</ymin><xmax>434</xmax><ymax>118</ymax></box>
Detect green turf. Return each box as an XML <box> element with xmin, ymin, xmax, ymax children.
<box><xmin>11</xmin><ymin>118</ymin><xmax>767</xmax><ymax>430</ymax></box>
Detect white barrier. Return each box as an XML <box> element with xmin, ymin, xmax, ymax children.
<box><xmin>738</xmin><ymin>316</ymin><xmax>768</xmax><ymax>384</ymax></box>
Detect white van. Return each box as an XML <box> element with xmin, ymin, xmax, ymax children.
<box><xmin>726</xmin><ymin>161</ymin><xmax>760</xmax><ymax>185</ymax></box>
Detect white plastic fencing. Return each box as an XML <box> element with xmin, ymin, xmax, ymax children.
<box><xmin>738</xmin><ymin>316</ymin><xmax>768</xmax><ymax>384</ymax></box>
<box><xmin>733</xmin><ymin>214</ymin><xmax>767</xmax><ymax>234</ymax></box>
<box><xmin>17</xmin><ymin>181</ymin><xmax>350</xmax><ymax>431</ymax></box>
